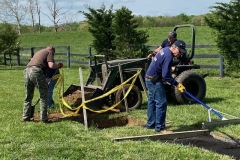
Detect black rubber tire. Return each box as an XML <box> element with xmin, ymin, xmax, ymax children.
<box><xmin>115</xmin><ymin>84</ymin><xmax>142</xmax><ymax>112</ymax></box>
<box><xmin>173</xmin><ymin>70</ymin><xmax>206</xmax><ymax>104</ymax></box>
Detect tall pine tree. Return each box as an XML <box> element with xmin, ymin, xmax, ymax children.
<box><xmin>81</xmin><ymin>5</ymin><xmax>149</xmax><ymax>59</ymax></box>
<box><xmin>113</xmin><ymin>7</ymin><xmax>148</xmax><ymax>58</ymax></box>
<box><xmin>81</xmin><ymin>5</ymin><xmax>115</xmax><ymax>59</ymax></box>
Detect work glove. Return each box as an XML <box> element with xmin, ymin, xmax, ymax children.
<box><xmin>58</xmin><ymin>62</ymin><xmax>64</xmax><ymax>69</ymax></box>
<box><xmin>177</xmin><ymin>83</ymin><xmax>185</xmax><ymax>93</ymax></box>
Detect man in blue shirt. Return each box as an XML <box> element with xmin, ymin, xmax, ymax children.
<box><xmin>145</xmin><ymin>40</ymin><xmax>186</xmax><ymax>133</ymax></box>
<box><xmin>148</xmin><ymin>31</ymin><xmax>187</xmax><ymax>64</ymax></box>
<box><xmin>154</xmin><ymin>31</ymin><xmax>177</xmax><ymax>54</ymax></box>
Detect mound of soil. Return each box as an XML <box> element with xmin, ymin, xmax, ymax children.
<box><xmin>63</xmin><ymin>90</ymin><xmax>92</xmax><ymax>107</ymax></box>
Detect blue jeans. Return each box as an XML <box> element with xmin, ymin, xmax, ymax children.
<box><xmin>48</xmin><ymin>70</ymin><xmax>59</xmax><ymax>108</ymax></box>
<box><xmin>145</xmin><ymin>78</ymin><xmax>167</xmax><ymax>132</ymax></box>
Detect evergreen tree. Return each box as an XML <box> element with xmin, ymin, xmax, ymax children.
<box><xmin>82</xmin><ymin>5</ymin><xmax>149</xmax><ymax>59</ymax></box>
<box><xmin>81</xmin><ymin>5</ymin><xmax>115</xmax><ymax>59</ymax></box>
<box><xmin>204</xmin><ymin>0</ymin><xmax>240</xmax><ymax>72</ymax></box>
<box><xmin>113</xmin><ymin>7</ymin><xmax>149</xmax><ymax>58</ymax></box>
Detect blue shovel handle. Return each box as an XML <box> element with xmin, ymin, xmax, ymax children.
<box><xmin>184</xmin><ymin>90</ymin><xmax>227</xmax><ymax>120</ymax></box>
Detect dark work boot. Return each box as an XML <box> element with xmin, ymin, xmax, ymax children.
<box><xmin>22</xmin><ymin>117</ymin><xmax>34</xmax><ymax>122</ymax></box>
<box><xmin>42</xmin><ymin>119</ymin><xmax>53</xmax><ymax>124</ymax></box>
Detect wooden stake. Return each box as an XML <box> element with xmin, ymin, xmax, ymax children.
<box><xmin>79</xmin><ymin>67</ymin><xmax>88</xmax><ymax>130</ymax></box>
<box><xmin>138</xmin><ymin>72</ymin><xmax>148</xmax><ymax>98</ymax></box>
<box><xmin>118</xmin><ymin>64</ymin><xmax>128</xmax><ymax>112</ymax></box>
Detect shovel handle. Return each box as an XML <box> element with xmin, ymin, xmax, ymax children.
<box><xmin>184</xmin><ymin>90</ymin><xmax>227</xmax><ymax>120</ymax></box>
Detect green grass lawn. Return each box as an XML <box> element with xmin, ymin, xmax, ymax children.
<box><xmin>0</xmin><ymin>66</ymin><xmax>239</xmax><ymax>159</ymax></box>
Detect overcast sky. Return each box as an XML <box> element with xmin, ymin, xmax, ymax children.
<box><xmin>40</xmin><ymin>0</ymin><xmax>231</xmax><ymax>26</ymax></box>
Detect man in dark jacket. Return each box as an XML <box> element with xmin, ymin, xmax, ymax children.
<box><xmin>23</xmin><ymin>46</ymin><xmax>63</xmax><ymax>123</ymax></box>
<box><xmin>145</xmin><ymin>40</ymin><xmax>186</xmax><ymax>132</ymax></box>
<box><xmin>148</xmin><ymin>31</ymin><xmax>187</xmax><ymax>64</ymax></box>
<box><xmin>154</xmin><ymin>31</ymin><xmax>177</xmax><ymax>54</ymax></box>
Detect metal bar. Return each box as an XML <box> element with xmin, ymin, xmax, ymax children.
<box><xmin>203</xmin><ymin>119</ymin><xmax>240</xmax><ymax>128</ymax></box>
<box><xmin>113</xmin><ymin>130</ymin><xmax>209</xmax><ymax>142</ymax></box>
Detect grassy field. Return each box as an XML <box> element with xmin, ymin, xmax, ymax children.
<box><xmin>0</xmin><ymin>26</ymin><xmax>239</xmax><ymax>159</ymax></box>
<box><xmin>16</xmin><ymin>25</ymin><xmax>222</xmax><ymax>76</ymax></box>
<box><xmin>18</xmin><ymin>26</ymin><xmax>217</xmax><ymax>53</ymax></box>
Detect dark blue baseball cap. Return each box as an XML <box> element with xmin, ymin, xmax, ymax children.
<box><xmin>168</xmin><ymin>31</ymin><xmax>177</xmax><ymax>38</ymax></box>
<box><xmin>173</xmin><ymin>40</ymin><xmax>186</xmax><ymax>54</ymax></box>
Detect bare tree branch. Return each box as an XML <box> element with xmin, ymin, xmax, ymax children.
<box><xmin>42</xmin><ymin>0</ymin><xmax>69</xmax><ymax>32</ymax></box>
<box><xmin>0</xmin><ymin>0</ymin><xmax>27</xmax><ymax>35</ymax></box>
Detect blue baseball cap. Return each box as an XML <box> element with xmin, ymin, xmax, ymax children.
<box><xmin>168</xmin><ymin>31</ymin><xmax>177</xmax><ymax>38</ymax></box>
<box><xmin>173</xmin><ymin>40</ymin><xmax>186</xmax><ymax>54</ymax></box>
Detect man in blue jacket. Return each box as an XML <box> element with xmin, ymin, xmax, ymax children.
<box><xmin>148</xmin><ymin>31</ymin><xmax>187</xmax><ymax>64</ymax></box>
<box><xmin>145</xmin><ymin>40</ymin><xmax>186</xmax><ymax>132</ymax></box>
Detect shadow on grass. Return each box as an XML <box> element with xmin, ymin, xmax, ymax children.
<box><xmin>201</xmin><ymin>97</ymin><xmax>225</xmax><ymax>103</ymax></box>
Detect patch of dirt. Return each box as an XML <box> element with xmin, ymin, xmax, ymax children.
<box><xmin>33</xmin><ymin>111</ymin><xmax>146</xmax><ymax>129</ymax></box>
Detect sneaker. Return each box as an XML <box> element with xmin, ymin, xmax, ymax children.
<box><xmin>156</xmin><ymin>129</ymin><xmax>173</xmax><ymax>134</ymax></box>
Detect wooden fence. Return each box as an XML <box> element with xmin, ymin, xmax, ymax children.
<box><xmin>193</xmin><ymin>44</ymin><xmax>224</xmax><ymax>78</ymax></box>
<box><xmin>2</xmin><ymin>46</ymin><xmax>92</xmax><ymax>68</ymax></box>
<box><xmin>2</xmin><ymin>44</ymin><xmax>224</xmax><ymax>77</ymax></box>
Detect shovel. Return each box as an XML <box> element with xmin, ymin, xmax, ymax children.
<box><xmin>29</xmin><ymin>98</ymin><xmax>40</xmax><ymax>118</ymax></box>
<box><xmin>184</xmin><ymin>90</ymin><xmax>227</xmax><ymax>120</ymax></box>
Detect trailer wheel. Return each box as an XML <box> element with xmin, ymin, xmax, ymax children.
<box><xmin>173</xmin><ymin>70</ymin><xmax>206</xmax><ymax>104</ymax></box>
<box><xmin>115</xmin><ymin>84</ymin><xmax>142</xmax><ymax>111</ymax></box>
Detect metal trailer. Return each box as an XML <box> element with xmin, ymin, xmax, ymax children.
<box><xmin>63</xmin><ymin>24</ymin><xmax>207</xmax><ymax>112</ymax></box>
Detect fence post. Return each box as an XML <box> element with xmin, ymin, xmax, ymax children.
<box><xmin>3</xmin><ymin>52</ymin><xmax>6</xmax><ymax>65</ymax></box>
<box><xmin>219</xmin><ymin>55</ymin><xmax>224</xmax><ymax>78</ymax></box>
<box><xmin>31</xmin><ymin>47</ymin><xmax>34</xmax><ymax>57</ymax></box>
<box><xmin>88</xmin><ymin>47</ymin><xmax>92</xmax><ymax>65</ymax></box>
<box><xmin>67</xmin><ymin>46</ymin><xmax>70</xmax><ymax>68</ymax></box>
<box><xmin>16</xmin><ymin>48</ymin><xmax>20</xmax><ymax>66</ymax></box>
